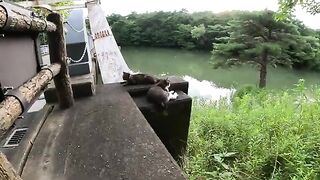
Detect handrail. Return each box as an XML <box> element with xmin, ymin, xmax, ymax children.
<box><xmin>0</xmin><ymin>2</ymin><xmax>56</xmax><ymax>33</ymax></box>
<box><xmin>0</xmin><ymin>2</ymin><xmax>73</xmax><ymax>177</ymax></box>
<box><xmin>0</xmin><ymin>63</ymin><xmax>61</xmax><ymax>138</ymax></box>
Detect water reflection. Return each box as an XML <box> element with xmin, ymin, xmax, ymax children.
<box><xmin>182</xmin><ymin>75</ymin><xmax>235</xmax><ymax>103</ymax></box>
<box><xmin>123</xmin><ymin>47</ymin><xmax>320</xmax><ymax>89</ymax></box>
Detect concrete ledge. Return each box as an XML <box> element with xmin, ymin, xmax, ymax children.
<box><xmin>124</xmin><ymin>76</ymin><xmax>189</xmax><ymax>96</ymax></box>
<box><xmin>132</xmin><ymin>91</ymin><xmax>192</xmax><ymax>164</ymax></box>
<box><xmin>124</xmin><ymin>77</ymin><xmax>192</xmax><ymax>163</ymax></box>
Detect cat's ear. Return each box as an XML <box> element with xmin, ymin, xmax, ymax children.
<box><xmin>123</xmin><ymin>72</ymin><xmax>130</xmax><ymax>80</ymax></box>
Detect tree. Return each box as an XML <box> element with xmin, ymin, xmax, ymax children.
<box><xmin>212</xmin><ymin>10</ymin><xmax>318</xmax><ymax>88</ymax></box>
<box><xmin>191</xmin><ymin>24</ymin><xmax>206</xmax><ymax>39</ymax></box>
<box><xmin>277</xmin><ymin>0</ymin><xmax>320</xmax><ymax>19</ymax></box>
<box><xmin>175</xmin><ymin>24</ymin><xmax>195</xmax><ymax>49</ymax></box>
<box><xmin>287</xmin><ymin>20</ymin><xmax>320</xmax><ymax>70</ymax></box>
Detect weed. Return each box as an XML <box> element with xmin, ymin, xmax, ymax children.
<box><xmin>184</xmin><ymin>81</ymin><xmax>320</xmax><ymax>179</ymax></box>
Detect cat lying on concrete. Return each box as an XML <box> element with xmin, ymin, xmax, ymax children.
<box><xmin>147</xmin><ymin>78</ymin><xmax>178</xmax><ymax>109</ymax></box>
<box><xmin>122</xmin><ymin>72</ymin><xmax>159</xmax><ymax>85</ymax></box>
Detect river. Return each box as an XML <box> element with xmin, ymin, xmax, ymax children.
<box><xmin>122</xmin><ymin>47</ymin><xmax>320</xmax><ymax>101</ymax></box>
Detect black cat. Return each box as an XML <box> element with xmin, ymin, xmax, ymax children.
<box><xmin>122</xmin><ymin>72</ymin><xmax>159</xmax><ymax>85</ymax></box>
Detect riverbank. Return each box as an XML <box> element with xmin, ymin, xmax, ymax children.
<box><xmin>184</xmin><ymin>81</ymin><xmax>320</xmax><ymax>179</ymax></box>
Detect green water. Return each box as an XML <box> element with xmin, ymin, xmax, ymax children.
<box><xmin>122</xmin><ymin>47</ymin><xmax>320</xmax><ymax>89</ymax></box>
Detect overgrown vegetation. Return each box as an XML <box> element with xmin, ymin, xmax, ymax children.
<box><xmin>184</xmin><ymin>80</ymin><xmax>320</xmax><ymax>179</ymax></box>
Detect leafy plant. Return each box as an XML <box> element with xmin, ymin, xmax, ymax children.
<box><xmin>184</xmin><ymin>81</ymin><xmax>320</xmax><ymax>179</ymax></box>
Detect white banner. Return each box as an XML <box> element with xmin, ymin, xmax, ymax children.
<box><xmin>87</xmin><ymin>2</ymin><xmax>130</xmax><ymax>84</ymax></box>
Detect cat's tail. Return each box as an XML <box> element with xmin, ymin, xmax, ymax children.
<box><xmin>160</xmin><ymin>102</ymin><xmax>169</xmax><ymax>116</ymax></box>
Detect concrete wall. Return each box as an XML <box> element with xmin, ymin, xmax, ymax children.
<box><xmin>125</xmin><ymin>77</ymin><xmax>192</xmax><ymax>164</ymax></box>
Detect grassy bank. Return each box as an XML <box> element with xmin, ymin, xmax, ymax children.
<box><xmin>184</xmin><ymin>81</ymin><xmax>320</xmax><ymax>179</ymax></box>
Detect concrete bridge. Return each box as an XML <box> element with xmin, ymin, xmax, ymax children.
<box><xmin>0</xmin><ymin>1</ymin><xmax>192</xmax><ymax>179</ymax></box>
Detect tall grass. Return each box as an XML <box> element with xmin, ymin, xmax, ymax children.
<box><xmin>184</xmin><ymin>80</ymin><xmax>320</xmax><ymax>179</ymax></box>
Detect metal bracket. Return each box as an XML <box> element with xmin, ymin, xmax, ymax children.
<box><xmin>3</xmin><ymin>86</ymin><xmax>13</xmax><ymax>92</ymax></box>
<box><xmin>0</xmin><ymin>83</ymin><xmax>4</xmax><ymax>102</ymax></box>
<box><xmin>0</xmin><ymin>84</ymin><xmax>13</xmax><ymax>102</ymax></box>
<box><xmin>40</xmin><ymin>64</ymin><xmax>55</xmax><ymax>78</ymax></box>
<box><xmin>5</xmin><ymin>89</ymin><xmax>28</xmax><ymax>114</ymax></box>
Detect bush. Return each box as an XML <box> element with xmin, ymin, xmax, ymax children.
<box><xmin>184</xmin><ymin>82</ymin><xmax>320</xmax><ymax>179</ymax></box>
<box><xmin>233</xmin><ymin>84</ymin><xmax>259</xmax><ymax>99</ymax></box>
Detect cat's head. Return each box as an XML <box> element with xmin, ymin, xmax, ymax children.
<box><xmin>157</xmin><ymin>78</ymin><xmax>170</xmax><ymax>90</ymax></box>
<box><xmin>122</xmin><ymin>72</ymin><xmax>130</xmax><ymax>80</ymax></box>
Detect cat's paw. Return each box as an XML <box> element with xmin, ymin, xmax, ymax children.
<box><xmin>169</xmin><ymin>91</ymin><xmax>178</xmax><ymax>100</ymax></box>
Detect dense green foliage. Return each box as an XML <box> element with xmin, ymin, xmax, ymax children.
<box><xmin>108</xmin><ymin>10</ymin><xmax>320</xmax><ymax>87</ymax></box>
<box><xmin>108</xmin><ymin>10</ymin><xmax>320</xmax><ymax>51</ymax></box>
<box><xmin>108</xmin><ymin>10</ymin><xmax>232</xmax><ymax>50</ymax></box>
<box><xmin>184</xmin><ymin>80</ymin><xmax>320</xmax><ymax>179</ymax></box>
